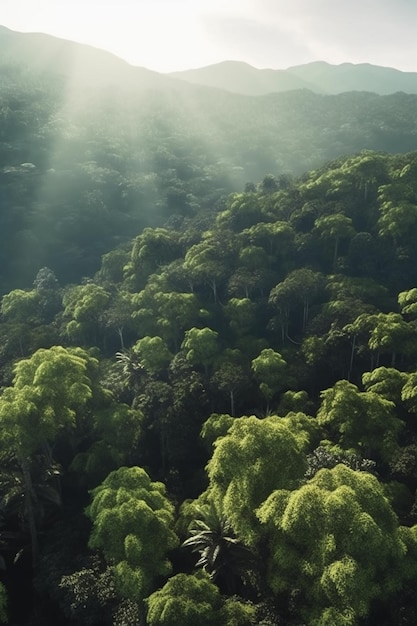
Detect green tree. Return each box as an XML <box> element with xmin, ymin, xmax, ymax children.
<box><xmin>258</xmin><ymin>174</ymin><xmax>278</xmax><ymax>194</ymax></box>
<box><xmin>146</xmin><ymin>573</ymin><xmax>220</xmax><ymax>626</ymax></box>
<box><xmin>207</xmin><ymin>416</ymin><xmax>307</xmax><ymax>545</ymax></box>
<box><xmin>33</xmin><ymin>266</ymin><xmax>60</xmax><ymax>292</ymax></box>
<box><xmin>131</xmin><ymin>336</ymin><xmax>173</xmax><ymax>376</ymax></box>
<box><xmin>362</xmin><ymin>367</ymin><xmax>408</xmax><ymax>405</ymax></box>
<box><xmin>290</xmin><ymin>268</ymin><xmax>324</xmax><ymax>331</ymax></box>
<box><xmin>368</xmin><ymin>312</ymin><xmax>417</xmax><ymax>368</ymax></box>
<box><xmin>251</xmin><ymin>349</ymin><xmax>287</xmax><ymax>411</ymax></box>
<box><xmin>257</xmin><ymin>464</ymin><xmax>417</xmax><ymax>626</ymax></box>
<box><xmin>154</xmin><ymin>291</ymin><xmax>203</xmax><ymax>350</ymax></box>
<box><xmin>378</xmin><ymin>196</ymin><xmax>417</xmax><ymax>248</ymax></box>
<box><xmin>216</xmin><ymin>192</ymin><xmax>265</xmax><ymax>232</ymax></box>
<box><xmin>182</xmin><ymin>327</ymin><xmax>220</xmax><ymax>376</ymax></box>
<box><xmin>305</xmin><ymin>446</ymin><xmax>375</xmax><ymax>480</ymax></box>
<box><xmin>87</xmin><ymin>466</ymin><xmax>179</xmax><ymax>601</ymax></box>
<box><xmin>238</xmin><ymin>245</ymin><xmax>269</xmax><ymax>272</ymax></box>
<box><xmin>131</xmin><ymin>227</ymin><xmax>181</xmax><ymax>277</ymax></box>
<box><xmin>268</xmin><ymin>269</ymin><xmax>323</xmax><ymax>342</ymax></box>
<box><xmin>401</xmin><ymin>372</ymin><xmax>417</xmax><ymax>415</ymax></box>
<box><xmin>317</xmin><ymin>379</ymin><xmax>402</xmax><ymax>463</ymax></box>
<box><xmin>183</xmin><ymin>231</ymin><xmax>236</xmax><ymax>302</ymax></box>
<box><xmin>101</xmin><ymin>290</ymin><xmax>136</xmax><ymax>350</ymax></box>
<box><xmin>223</xmin><ymin>297</ymin><xmax>257</xmax><ymax>338</ymax></box>
<box><xmin>268</xmin><ymin>279</ymin><xmax>295</xmax><ymax>344</ymax></box>
<box><xmin>209</xmin><ymin>347</ymin><xmax>250</xmax><ymax>417</ymax></box>
<box><xmin>343</xmin><ymin>151</ymin><xmax>388</xmax><ymax>203</ymax></box>
<box><xmin>398</xmin><ymin>288</ymin><xmax>417</xmax><ymax>318</ymax></box>
<box><xmin>343</xmin><ymin>312</ymin><xmax>380</xmax><ymax>374</ymax></box>
<box><xmin>1</xmin><ymin>288</ymin><xmax>41</xmax><ymax>324</ymax></box>
<box><xmin>0</xmin><ymin>346</ymin><xmax>95</xmax><ymax>565</ymax></box>
<box><xmin>132</xmin><ymin>282</ymin><xmax>205</xmax><ymax>350</ymax></box>
<box><xmin>62</xmin><ymin>283</ymin><xmax>111</xmax><ymax>345</ymax></box>
<box><xmin>146</xmin><ymin>573</ymin><xmax>255</xmax><ymax>626</ymax></box>
<box><xmin>240</xmin><ymin>221</ymin><xmax>295</xmax><ymax>260</ymax></box>
<box><xmin>314</xmin><ymin>213</ymin><xmax>356</xmax><ymax>271</ymax></box>
<box><xmin>0</xmin><ymin>283</ymin><xmax>62</xmax><ymax>359</ymax></box>
<box><xmin>200</xmin><ymin>413</ymin><xmax>235</xmax><ymax>451</ymax></box>
<box><xmin>227</xmin><ymin>267</ymin><xmax>270</xmax><ymax>299</ymax></box>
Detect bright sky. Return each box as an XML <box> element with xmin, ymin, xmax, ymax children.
<box><xmin>2</xmin><ymin>0</ymin><xmax>417</xmax><ymax>73</ymax></box>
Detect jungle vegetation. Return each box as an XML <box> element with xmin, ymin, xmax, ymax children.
<box><xmin>3</xmin><ymin>35</ymin><xmax>417</xmax><ymax>626</ymax></box>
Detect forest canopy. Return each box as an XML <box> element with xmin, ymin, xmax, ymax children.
<box><xmin>1</xmin><ymin>55</ymin><xmax>417</xmax><ymax>291</ymax></box>
<box><xmin>2</xmin><ymin>40</ymin><xmax>417</xmax><ymax>625</ymax></box>
<box><xmin>1</xmin><ymin>146</ymin><xmax>417</xmax><ymax>624</ymax></box>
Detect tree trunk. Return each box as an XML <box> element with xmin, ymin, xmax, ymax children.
<box><xmin>20</xmin><ymin>457</ymin><xmax>38</xmax><ymax>570</ymax></box>
<box><xmin>116</xmin><ymin>326</ymin><xmax>125</xmax><ymax>350</ymax></box>
<box><xmin>333</xmin><ymin>238</ymin><xmax>339</xmax><ymax>271</ymax></box>
<box><xmin>348</xmin><ymin>334</ymin><xmax>356</xmax><ymax>381</ymax></box>
<box><xmin>303</xmin><ymin>299</ymin><xmax>309</xmax><ymax>330</ymax></box>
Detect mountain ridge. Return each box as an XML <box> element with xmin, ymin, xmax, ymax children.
<box><xmin>170</xmin><ymin>59</ymin><xmax>417</xmax><ymax>96</ymax></box>
<box><xmin>0</xmin><ymin>24</ymin><xmax>173</xmax><ymax>92</ymax></box>
<box><xmin>169</xmin><ymin>60</ymin><xmax>322</xmax><ymax>95</ymax></box>
<box><xmin>2</xmin><ymin>25</ymin><xmax>417</xmax><ymax>97</ymax></box>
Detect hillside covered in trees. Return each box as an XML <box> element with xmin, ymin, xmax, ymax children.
<box><xmin>2</xmin><ymin>148</ymin><xmax>417</xmax><ymax>625</ymax></box>
<box><xmin>2</xmin><ymin>26</ymin><xmax>417</xmax><ymax>294</ymax></box>
<box><xmin>4</xmin><ymin>28</ymin><xmax>417</xmax><ymax>626</ymax></box>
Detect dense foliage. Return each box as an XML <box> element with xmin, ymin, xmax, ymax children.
<box><xmin>4</xmin><ymin>38</ymin><xmax>417</xmax><ymax>624</ymax></box>
<box><xmin>2</xmin><ymin>56</ymin><xmax>417</xmax><ymax>292</ymax></box>
<box><xmin>1</xmin><ymin>145</ymin><xmax>417</xmax><ymax>624</ymax></box>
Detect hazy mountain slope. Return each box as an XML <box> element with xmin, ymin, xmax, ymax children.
<box><xmin>3</xmin><ymin>24</ymin><xmax>417</xmax><ymax>98</ymax></box>
<box><xmin>0</xmin><ymin>24</ymin><xmax>172</xmax><ymax>91</ymax></box>
<box><xmin>171</xmin><ymin>59</ymin><xmax>417</xmax><ymax>96</ymax></box>
<box><xmin>288</xmin><ymin>60</ymin><xmax>417</xmax><ymax>95</ymax></box>
<box><xmin>169</xmin><ymin>60</ymin><xmax>320</xmax><ymax>95</ymax></box>
<box><xmin>2</xmin><ymin>25</ymin><xmax>417</xmax><ymax>288</ymax></box>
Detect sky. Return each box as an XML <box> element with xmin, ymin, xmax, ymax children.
<box><xmin>1</xmin><ymin>0</ymin><xmax>417</xmax><ymax>73</ymax></box>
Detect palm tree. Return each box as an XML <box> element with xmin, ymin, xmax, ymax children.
<box><xmin>115</xmin><ymin>349</ymin><xmax>146</xmax><ymax>392</ymax></box>
<box><xmin>182</xmin><ymin>502</ymin><xmax>258</xmax><ymax>596</ymax></box>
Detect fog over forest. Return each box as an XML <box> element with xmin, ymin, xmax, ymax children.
<box><xmin>2</xmin><ymin>25</ymin><xmax>417</xmax><ymax>626</ymax></box>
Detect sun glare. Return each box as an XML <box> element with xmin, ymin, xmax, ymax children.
<box><xmin>108</xmin><ymin>4</ymin><xmax>205</xmax><ymax>72</ymax></box>
<box><xmin>2</xmin><ymin>0</ymin><xmax>216</xmax><ymax>72</ymax></box>
<box><xmin>2</xmin><ymin>0</ymin><xmax>417</xmax><ymax>72</ymax></box>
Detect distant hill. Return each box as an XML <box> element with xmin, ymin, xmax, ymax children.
<box><xmin>2</xmin><ymin>24</ymin><xmax>417</xmax><ymax>288</ymax></box>
<box><xmin>170</xmin><ymin>60</ymin><xmax>320</xmax><ymax>95</ymax></box>
<box><xmin>3</xmin><ymin>24</ymin><xmax>417</xmax><ymax>97</ymax></box>
<box><xmin>288</xmin><ymin>61</ymin><xmax>417</xmax><ymax>95</ymax></box>
<box><xmin>170</xmin><ymin>60</ymin><xmax>417</xmax><ymax>96</ymax></box>
<box><xmin>1</xmin><ymin>24</ymin><xmax>417</xmax><ymax>183</ymax></box>
<box><xmin>0</xmin><ymin>24</ymin><xmax>171</xmax><ymax>91</ymax></box>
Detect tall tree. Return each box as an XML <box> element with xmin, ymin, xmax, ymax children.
<box><xmin>251</xmin><ymin>349</ymin><xmax>287</xmax><ymax>412</ymax></box>
<box><xmin>182</xmin><ymin>327</ymin><xmax>220</xmax><ymax>377</ymax></box>
<box><xmin>0</xmin><ymin>346</ymin><xmax>95</xmax><ymax>566</ymax></box>
<box><xmin>62</xmin><ymin>283</ymin><xmax>111</xmax><ymax>346</ymax></box>
<box><xmin>87</xmin><ymin>466</ymin><xmax>179</xmax><ymax>601</ymax></box>
<box><xmin>317</xmin><ymin>379</ymin><xmax>402</xmax><ymax>463</ymax></box>
<box><xmin>207</xmin><ymin>416</ymin><xmax>307</xmax><ymax>545</ymax></box>
<box><xmin>314</xmin><ymin>213</ymin><xmax>356</xmax><ymax>271</ymax></box>
<box><xmin>258</xmin><ymin>464</ymin><xmax>417</xmax><ymax>626</ymax></box>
